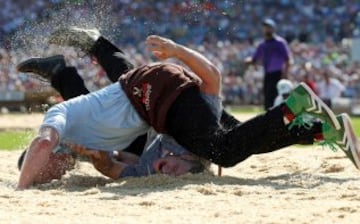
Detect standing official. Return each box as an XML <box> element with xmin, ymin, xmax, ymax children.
<box><xmin>250</xmin><ymin>18</ymin><xmax>292</xmax><ymax>110</ymax></box>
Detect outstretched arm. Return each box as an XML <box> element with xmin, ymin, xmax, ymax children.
<box><xmin>146</xmin><ymin>35</ymin><xmax>221</xmax><ymax>95</ymax></box>
<box><xmin>113</xmin><ymin>151</ymin><xmax>140</xmax><ymax>165</ymax></box>
<box><xmin>63</xmin><ymin>142</ymin><xmax>128</xmax><ymax>179</ymax></box>
<box><xmin>17</xmin><ymin>127</ymin><xmax>59</xmax><ymax>190</ymax></box>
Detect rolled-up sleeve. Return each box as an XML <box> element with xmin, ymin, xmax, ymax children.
<box><xmin>40</xmin><ymin>104</ymin><xmax>67</xmax><ymax>140</ymax></box>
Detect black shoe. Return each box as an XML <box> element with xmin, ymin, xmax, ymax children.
<box><xmin>48</xmin><ymin>27</ymin><xmax>100</xmax><ymax>53</ymax></box>
<box><xmin>16</xmin><ymin>55</ymin><xmax>66</xmax><ymax>80</ymax></box>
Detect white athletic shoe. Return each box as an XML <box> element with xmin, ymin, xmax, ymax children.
<box><xmin>286</xmin><ymin>82</ymin><xmax>340</xmax><ymax>130</ymax></box>
<box><xmin>321</xmin><ymin>113</ymin><xmax>360</xmax><ymax>169</ymax></box>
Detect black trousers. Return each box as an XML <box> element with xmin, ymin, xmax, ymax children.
<box><xmin>167</xmin><ymin>87</ymin><xmax>319</xmax><ymax>167</ymax></box>
<box><xmin>264</xmin><ymin>70</ymin><xmax>282</xmax><ymax>110</ymax></box>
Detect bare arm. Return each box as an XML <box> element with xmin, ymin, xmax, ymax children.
<box><xmin>17</xmin><ymin>127</ymin><xmax>59</xmax><ymax>190</ymax></box>
<box><xmin>113</xmin><ymin>151</ymin><xmax>139</xmax><ymax>165</ymax></box>
<box><xmin>146</xmin><ymin>35</ymin><xmax>221</xmax><ymax>95</ymax></box>
<box><xmin>63</xmin><ymin>142</ymin><xmax>128</xmax><ymax>179</ymax></box>
<box><xmin>90</xmin><ymin>151</ymin><xmax>128</xmax><ymax>179</ymax></box>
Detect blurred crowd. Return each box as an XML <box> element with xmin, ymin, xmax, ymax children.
<box><xmin>1</xmin><ymin>0</ymin><xmax>360</xmax><ymax>107</ymax></box>
<box><xmin>2</xmin><ymin>0</ymin><xmax>359</xmax><ymax>44</ymax></box>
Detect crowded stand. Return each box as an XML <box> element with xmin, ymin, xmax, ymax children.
<box><xmin>1</xmin><ymin>0</ymin><xmax>360</xmax><ymax>111</ymax></box>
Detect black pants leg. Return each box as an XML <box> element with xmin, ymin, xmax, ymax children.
<box><xmin>51</xmin><ymin>67</ymin><xmax>89</xmax><ymax>100</ymax></box>
<box><xmin>220</xmin><ymin>110</ymin><xmax>242</xmax><ymax>129</ymax></box>
<box><xmin>51</xmin><ymin>37</ymin><xmax>134</xmax><ymax>98</ymax></box>
<box><xmin>167</xmin><ymin>87</ymin><xmax>318</xmax><ymax>167</ymax></box>
<box><xmin>264</xmin><ymin>71</ymin><xmax>282</xmax><ymax>110</ymax></box>
<box><xmin>90</xmin><ymin>37</ymin><xmax>134</xmax><ymax>82</ymax></box>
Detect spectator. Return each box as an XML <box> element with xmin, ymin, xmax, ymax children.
<box><xmin>301</xmin><ymin>62</ymin><xmax>319</xmax><ymax>94</ymax></box>
<box><xmin>317</xmin><ymin>71</ymin><xmax>346</xmax><ymax>108</ymax></box>
<box><xmin>273</xmin><ymin>79</ymin><xmax>294</xmax><ymax>107</ymax></box>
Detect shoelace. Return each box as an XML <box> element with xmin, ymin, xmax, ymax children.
<box><xmin>317</xmin><ymin>140</ymin><xmax>338</xmax><ymax>152</ymax></box>
<box><xmin>318</xmin><ymin>133</ymin><xmax>358</xmax><ymax>168</ymax></box>
<box><xmin>288</xmin><ymin>115</ymin><xmax>313</xmax><ymax>130</ymax></box>
<box><xmin>288</xmin><ymin>115</ymin><xmax>339</xmax><ymax>152</ymax></box>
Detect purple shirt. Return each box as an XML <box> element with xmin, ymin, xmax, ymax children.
<box><xmin>252</xmin><ymin>35</ymin><xmax>291</xmax><ymax>73</ymax></box>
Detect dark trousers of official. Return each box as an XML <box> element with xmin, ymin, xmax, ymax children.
<box><xmin>50</xmin><ymin>37</ymin><xmax>146</xmax><ymax>156</ymax></box>
<box><xmin>263</xmin><ymin>70</ymin><xmax>282</xmax><ymax>110</ymax></box>
<box><xmin>167</xmin><ymin>87</ymin><xmax>320</xmax><ymax>167</ymax></box>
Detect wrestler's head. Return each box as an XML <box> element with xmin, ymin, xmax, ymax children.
<box><xmin>148</xmin><ymin>134</ymin><xmax>210</xmax><ymax>176</ymax></box>
<box><xmin>18</xmin><ymin>150</ymin><xmax>76</xmax><ymax>184</ymax></box>
<box><xmin>123</xmin><ymin>135</ymin><xmax>211</xmax><ymax>178</ymax></box>
<box><xmin>153</xmin><ymin>151</ymin><xmax>208</xmax><ymax>176</ymax></box>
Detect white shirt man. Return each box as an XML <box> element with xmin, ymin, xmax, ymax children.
<box><xmin>317</xmin><ymin>77</ymin><xmax>345</xmax><ymax>100</ymax></box>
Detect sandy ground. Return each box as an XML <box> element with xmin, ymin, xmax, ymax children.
<box><xmin>1</xmin><ymin>113</ymin><xmax>360</xmax><ymax>224</ymax></box>
<box><xmin>0</xmin><ymin>113</ymin><xmax>44</xmax><ymax>130</ymax></box>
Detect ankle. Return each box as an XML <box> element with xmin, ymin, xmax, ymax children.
<box><xmin>312</xmin><ymin>122</ymin><xmax>325</xmax><ymax>141</ymax></box>
<box><xmin>89</xmin><ymin>36</ymin><xmax>106</xmax><ymax>55</ymax></box>
<box><xmin>314</xmin><ymin>133</ymin><xmax>324</xmax><ymax>141</ymax></box>
<box><xmin>282</xmin><ymin>104</ymin><xmax>295</xmax><ymax>124</ymax></box>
